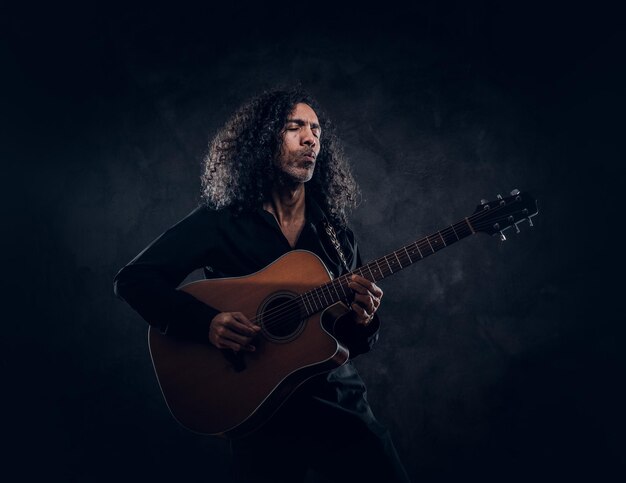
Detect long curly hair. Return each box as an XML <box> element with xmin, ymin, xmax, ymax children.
<box><xmin>201</xmin><ymin>87</ymin><xmax>359</xmax><ymax>227</ymax></box>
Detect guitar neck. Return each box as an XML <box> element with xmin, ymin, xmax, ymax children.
<box><xmin>299</xmin><ymin>216</ymin><xmax>477</xmax><ymax>317</ymax></box>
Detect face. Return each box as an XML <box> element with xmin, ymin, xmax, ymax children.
<box><xmin>275</xmin><ymin>103</ymin><xmax>321</xmax><ymax>184</ymax></box>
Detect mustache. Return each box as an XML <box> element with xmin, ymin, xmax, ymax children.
<box><xmin>299</xmin><ymin>149</ymin><xmax>317</xmax><ymax>159</ymax></box>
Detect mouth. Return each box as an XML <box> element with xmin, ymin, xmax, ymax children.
<box><xmin>302</xmin><ymin>152</ymin><xmax>317</xmax><ymax>162</ymax></box>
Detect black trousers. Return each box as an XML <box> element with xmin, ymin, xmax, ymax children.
<box><xmin>229</xmin><ymin>397</ymin><xmax>410</xmax><ymax>483</ymax></box>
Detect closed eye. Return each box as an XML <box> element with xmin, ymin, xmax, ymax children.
<box><xmin>285</xmin><ymin>119</ymin><xmax>321</xmax><ymax>136</ymax></box>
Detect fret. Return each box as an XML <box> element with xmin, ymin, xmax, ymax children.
<box><xmin>373</xmin><ymin>259</ymin><xmax>383</xmax><ymax>280</ymax></box>
<box><xmin>393</xmin><ymin>251</ymin><xmax>403</xmax><ymax>269</ymax></box>
<box><xmin>326</xmin><ymin>283</ymin><xmax>336</xmax><ymax>303</ymax></box>
<box><xmin>441</xmin><ymin>229</ymin><xmax>457</xmax><ymax>246</ymax></box>
<box><xmin>415</xmin><ymin>243</ymin><xmax>423</xmax><ymax>258</ymax></box>
<box><xmin>329</xmin><ymin>211</ymin><xmax>484</xmax><ymax>288</ymax></box>
<box><xmin>365</xmin><ymin>264</ymin><xmax>375</xmax><ymax>281</ymax></box>
<box><xmin>426</xmin><ymin>236</ymin><xmax>436</xmax><ymax>253</ymax></box>
<box><xmin>305</xmin><ymin>292</ymin><xmax>313</xmax><ymax>312</ymax></box>
<box><xmin>312</xmin><ymin>289</ymin><xmax>323</xmax><ymax>308</ymax></box>
<box><xmin>383</xmin><ymin>256</ymin><xmax>394</xmax><ymax>274</ymax></box>
<box><xmin>459</xmin><ymin>221</ymin><xmax>473</xmax><ymax>238</ymax></box>
<box><xmin>319</xmin><ymin>285</ymin><xmax>329</xmax><ymax>305</ymax></box>
<box><xmin>454</xmin><ymin>223</ymin><xmax>469</xmax><ymax>239</ymax></box>
<box><xmin>301</xmin><ymin>293</ymin><xmax>312</xmax><ymax>315</ymax></box>
<box><xmin>450</xmin><ymin>224</ymin><xmax>460</xmax><ymax>240</ymax></box>
<box><xmin>319</xmin><ymin>287</ymin><xmax>329</xmax><ymax>306</ymax></box>
<box><xmin>313</xmin><ymin>208</ymin><xmax>497</xmax><ymax>315</ymax></box>
<box><xmin>339</xmin><ymin>279</ymin><xmax>349</xmax><ymax>299</ymax></box>
<box><xmin>308</xmin><ymin>292</ymin><xmax>318</xmax><ymax>313</ymax></box>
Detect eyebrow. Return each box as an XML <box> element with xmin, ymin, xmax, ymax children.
<box><xmin>286</xmin><ymin>118</ymin><xmax>321</xmax><ymax>130</ymax></box>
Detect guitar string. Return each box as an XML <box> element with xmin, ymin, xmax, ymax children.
<box><xmin>250</xmin><ymin>205</ymin><xmax>530</xmax><ymax>333</ymax></box>
<box><xmin>252</xmin><ymin>233</ymin><xmax>520</xmax><ymax>333</ymax></box>
<box><xmin>247</xmin><ymin>220</ymin><xmax>468</xmax><ymax>328</ymax></box>
<box><xmin>248</xmin><ymin>202</ymin><xmax>532</xmax><ymax>331</ymax></box>
<box><xmin>254</xmin><ymin>223</ymin><xmax>472</xmax><ymax>330</ymax></box>
<box><xmin>246</xmin><ymin>200</ymin><xmax>533</xmax><ymax>332</ymax></box>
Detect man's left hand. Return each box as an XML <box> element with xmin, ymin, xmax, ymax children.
<box><xmin>347</xmin><ymin>274</ymin><xmax>383</xmax><ymax>326</ymax></box>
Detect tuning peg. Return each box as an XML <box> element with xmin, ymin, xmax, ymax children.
<box><xmin>496</xmin><ymin>194</ymin><xmax>503</xmax><ymax>200</ymax></box>
<box><xmin>514</xmin><ymin>223</ymin><xmax>521</xmax><ymax>234</ymax></box>
<box><xmin>499</xmin><ymin>231</ymin><xmax>507</xmax><ymax>241</ymax></box>
<box><xmin>480</xmin><ymin>199</ymin><xmax>488</xmax><ymax>205</ymax></box>
<box><xmin>510</xmin><ymin>188</ymin><xmax>520</xmax><ymax>196</ymax></box>
<box><xmin>528</xmin><ymin>217</ymin><xmax>534</xmax><ymax>227</ymax></box>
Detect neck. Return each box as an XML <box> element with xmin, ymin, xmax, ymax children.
<box><xmin>263</xmin><ymin>182</ymin><xmax>306</xmax><ymax>224</ymax></box>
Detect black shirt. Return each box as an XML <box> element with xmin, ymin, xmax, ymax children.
<box><xmin>113</xmin><ymin>195</ymin><xmax>382</xmax><ymax>430</ymax></box>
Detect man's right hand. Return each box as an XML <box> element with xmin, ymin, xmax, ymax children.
<box><xmin>209</xmin><ymin>312</ymin><xmax>261</xmax><ymax>352</ymax></box>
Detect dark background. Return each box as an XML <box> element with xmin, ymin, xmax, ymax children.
<box><xmin>3</xmin><ymin>1</ymin><xmax>624</xmax><ymax>482</ymax></box>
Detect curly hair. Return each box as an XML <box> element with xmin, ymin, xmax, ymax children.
<box><xmin>201</xmin><ymin>87</ymin><xmax>360</xmax><ymax>227</ymax></box>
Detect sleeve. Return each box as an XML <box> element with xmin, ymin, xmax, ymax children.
<box><xmin>335</xmin><ymin>228</ymin><xmax>381</xmax><ymax>359</ymax></box>
<box><xmin>113</xmin><ymin>205</ymin><xmax>221</xmax><ymax>342</ymax></box>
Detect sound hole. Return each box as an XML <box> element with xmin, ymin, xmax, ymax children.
<box><xmin>260</xmin><ymin>291</ymin><xmax>305</xmax><ymax>342</ymax></box>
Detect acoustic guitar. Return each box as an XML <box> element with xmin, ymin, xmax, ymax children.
<box><xmin>148</xmin><ymin>190</ymin><xmax>538</xmax><ymax>438</ymax></box>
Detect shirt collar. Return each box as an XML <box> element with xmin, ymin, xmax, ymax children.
<box><xmin>255</xmin><ymin>191</ymin><xmax>328</xmax><ymax>225</ymax></box>
<box><xmin>305</xmin><ymin>193</ymin><xmax>328</xmax><ymax>225</ymax></box>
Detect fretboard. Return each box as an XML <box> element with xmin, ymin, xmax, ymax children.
<box><xmin>298</xmin><ymin>215</ymin><xmax>476</xmax><ymax>316</ymax></box>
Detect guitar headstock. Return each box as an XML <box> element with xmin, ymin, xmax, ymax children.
<box><xmin>471</xmin><ymin>189</ymin><xmax>538</xmax><ymax>240</ymax></box>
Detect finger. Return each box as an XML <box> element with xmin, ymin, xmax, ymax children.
<box><xmin>219</xmin><ymin>334</ymin><xmax>256</xmax><ymax>352</ymax></box>
<box><xmin>351</xmin><ymin>302</ymin><xmax>371</xmax><ymax>320</ymax></box>
<box><xmin>224</xmin><ymin>317</ymin><xmax>259</xmax><ymax>336</ymax></box>
<box><xmin>218</xmin><ymin>339</ymin><xmax>242</xmax><ymax>352</ymax></box>
<box><xmin>232</xmin><ymin>312</ymin><xmax>261</xmax><ymax>332</ymax></box>
<box><xmin>351</xmin><ymin>275</ymin><xmax>383</xmax><ymax>298</ymax></box>
<box><xmin>348</xmin><ymin>281</ymin><xmax>369</xmax><ymax>295</ymax></box>
<box><xmin>370</xmin><ymin>284</ymin><xmax>383</xmax><ymax>298</ymax></box>
<box><xmin>353</xmin><ymin>293</ymin><xmax>375</xmax><ymax>313</ymax></box>
<box><xmin>223</xmin><ymin>338</ymin><xmax>256</xmax><ymax>352</ymax></box>
<box><xmin>371</xmin><ymin>295</ymin><xmax>381</xmax><ymax>308</ymax></box>
<box><xmin>208</xmin><ymin>332</ymin><xmax>219</xmax><ymax>347</ymax></box>
<box><xmin>212</xmin><ymin>324</ymin><xmax>244</xmax><ymax>345</ymax></box>
<box><xmin>351</xmin><ymin>274</ymin><xmax>376</xmax><ymax>291</ymax></box>
<box><xmin>350</xmin><ymin>274</ymin><xmax>371</xmax><ymax>286</ymax></box>
<box><xmin>222</xmin><ymin>330</ymin><xmax>254</xmax><ymax>346</ymax></box>
<box><xmin>352</xmin><ymin>309</ymin><xmax>371</xmax><ymax>325</ymax></box>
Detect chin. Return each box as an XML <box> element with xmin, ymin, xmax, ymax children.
<box><xmin>295</xmin><ymin>175</ymin><xmax>313</xmax><ymax>184</ymax></box>
<box><xmin>285</xmin><ymin>168</ymin><xmax>314</xmax><ymax>184</ymax></box>
<box><xmin>300</xmin><ymin>170</ymin><xmax>315</xmax><ymax>183</ymax></box>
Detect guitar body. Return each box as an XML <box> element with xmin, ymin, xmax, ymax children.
<box><xmin>148</xmin><ymin>250</ymin><xmax>350</xmax><ymax>438</ymax></box>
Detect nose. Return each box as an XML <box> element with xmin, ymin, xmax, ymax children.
<box><xmin>301</xmin><ymin>126</ymin><xmax>317</xmax><ymax>148</ymax></box>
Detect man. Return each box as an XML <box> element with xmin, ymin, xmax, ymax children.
<box><xmin>113</xmin><ymin>87</ymin><xmax>410</xmax><ymax>482</ymax></box>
